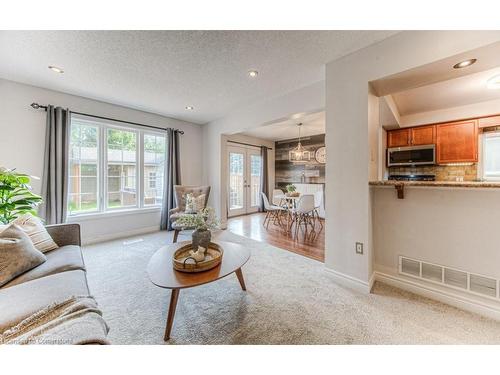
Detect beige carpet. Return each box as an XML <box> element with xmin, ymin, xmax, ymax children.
<box><xmin>83</xmin><ymin>229</ymin><xmax>500</xmax><ymax>344</ymax></box>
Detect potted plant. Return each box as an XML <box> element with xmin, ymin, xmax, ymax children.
<box><xmin>174</xmin><ymin>207</ymin><xmax>220</xmax><ymax>250</ymax></box>
<box><xmin>0</xmin><ymin>168</ymin><xmax>42</xmax><ymax>224</ymax></box>
<box><xmin>285</xmin><ymin>184</ymin><xmax>299</xmax><ymax>197</ymax></box>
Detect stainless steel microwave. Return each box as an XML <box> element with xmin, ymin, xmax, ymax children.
<box><xmin>387</xmin><ymin>144</ymin><xmax>436</xmax><ymax>167</ymax></box>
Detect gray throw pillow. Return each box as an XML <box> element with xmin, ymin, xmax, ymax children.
<box><xmin>0</xmin><ymin>224</ymin><xmax>47</xmax><ymax>287</ymax></box>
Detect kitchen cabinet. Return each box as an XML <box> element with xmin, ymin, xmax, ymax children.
<box><xmin>387</xmin><ymin>129</ymin><xmax>410</xmax><ymax>147</ymax></box>
<box><xmin>436</xmin><ymin>120</ymin><xmax>478</xmax><ymax>164</ymax></box>
<box><xmin>410</xmin><ymin>125</ymin><xmax>435</xmax><ymax>145</ymax></box>
<box><xmin>387</xmin><ymin>125</ymin><xmax>435</xmax><ymax>147</ymax></box>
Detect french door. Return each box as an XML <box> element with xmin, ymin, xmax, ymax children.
<box><xmin>227</xmin><ymin>145</ymin><xmax>263</xmax><ymax>217</ymax></box>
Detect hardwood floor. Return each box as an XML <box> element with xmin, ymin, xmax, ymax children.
<box><xmin>227</xmin><ymin>212</ymin><xmax>325</xmax><ymax>262</ymax></box>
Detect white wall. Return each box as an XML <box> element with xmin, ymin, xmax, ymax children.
<box><xmin>203</xmin><ymin>80</ymin><xmax>325</xmax><ymax>222</ymax></box>
<box><xmin>0</xmin><ymin>78</ymin><xmax>203</xmax><ymax>244</ymax></box>
<box><xmin>325</xmin><ymin>31</ymin><xmax>500</xmax><ymax>289</ymax></box>
<box><xmin>372</xmin><ymin>185</ymin><xmax>500</xmax><ymax>313</ymax></box>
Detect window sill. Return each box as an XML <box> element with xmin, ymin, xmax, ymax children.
<box><xmin>67</xmin><ymin>206</ymin><xmax>162</xmax><ymax>222</ymax></box>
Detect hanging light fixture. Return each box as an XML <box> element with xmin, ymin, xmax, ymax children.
<box><xmin>289</xmin><ymin>123</ymin><xmax>311</xmax><ymax>163</ymax></box>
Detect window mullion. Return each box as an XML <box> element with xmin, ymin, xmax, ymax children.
<box><xmin>139</xmin><ymin>131</ymin><xmax>144</xmax><ymax>209</ymax></box>
<box><xmin>101</xmin><ymin>124</ymin><xmax>106</xmax><ymax>213</ymax></box>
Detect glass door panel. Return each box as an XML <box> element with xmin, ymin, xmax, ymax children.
<box><xmin>228</xmin><ymin>147</ymin><xmax>246</xmax><ymax>216</ymax></box>
<box><xmin>248</xmin><ymin>152</ymin><xmax>262</xmax><ymax>213</ymax></box>
<box><xmin>227</xmin><ymin>145</ymin><xmax>263</xmax><ymax>217</ymax></box>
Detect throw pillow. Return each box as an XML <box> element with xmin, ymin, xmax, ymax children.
<box><xmin>184</xmin><ymin>193</ymin><xmax>206</xmax><ymax>214</ymax></box>
<box><xmin>11</xmin><ymin>214</ymin><xmax>59</xmax><ymax>253</ymax></box>
<box><xmin>0</xmin><ymin>224</ymin><xmax>47</xmax><ymax>287</ymax></box>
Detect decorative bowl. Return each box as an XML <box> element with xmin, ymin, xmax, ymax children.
<box><xmin>172</xmin><ymin>242</ymin><xmax>223</xmax><ymax>273</ymax></box>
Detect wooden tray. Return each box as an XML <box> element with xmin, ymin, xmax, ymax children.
<box><xmin>172</xmin><ymin>242</ymin><xmax>224</xmax><ymax>273</ymax></box>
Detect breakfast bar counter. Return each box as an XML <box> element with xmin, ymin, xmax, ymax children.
<box><xmin>369</xmin><ymin>180</ymin><xmax>500</xmax><ymax>189</ymax></box>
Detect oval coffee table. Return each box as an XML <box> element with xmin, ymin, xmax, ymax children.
<box><xmin>147</xmin><ymin>240</ymin><xmax>250</xmax><ymax>340</ymax></box>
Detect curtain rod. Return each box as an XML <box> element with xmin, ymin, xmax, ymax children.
<box><xmin>30</xmin><ymin>103</ymin><xmax>185</xmax><ymax>134</ymax></box>
<box><xmin>227</xmin><ymin>140</ymin><xmax>273</xmax><ymax>150</ymax></box>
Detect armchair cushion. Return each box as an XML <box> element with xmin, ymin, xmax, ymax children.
<box><xmin>173</xmin><ymin>186</ymin><xmax>210</xmax><ymax>211</ymax></box>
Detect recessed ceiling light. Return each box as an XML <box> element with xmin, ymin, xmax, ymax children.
<box><xmin>487</xmin><ymin>74</ymin><xmax>500</xmax><ymax>90</ymax></box>
<box><xmin>248</xmin><ymin>70</ymin><xmax>259</xmax><ymax>78</ymax></box>
<box><xmin>48</xmin><ymin>65</ymin><xmax>64</xmax><ymax>73</ymax></box>
<box><xmin>453</xmin><ymin>59</ymin><xmax>477</xmax><ymax>69</ymax></box>
<box><xmin>185</xmin><ymin>106</ymin><xmax>194</xmax><ymax>110</ymax></box>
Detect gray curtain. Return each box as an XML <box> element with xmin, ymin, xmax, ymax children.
<box><xmin>160</xmin><ymin>128</ymin><xmax>181</xmax><ymax>230</ymax></box>
<box><xmin>39</xmin><ymin>106</ymin><xmax>70</xmax><ymax>224</ymax></box>
<box><xmin>259</xmin><ymin>146</ymin><xmax>269</xmax><ymax>212</ymax></box>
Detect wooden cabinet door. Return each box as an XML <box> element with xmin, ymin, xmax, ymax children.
<box><xmin>436</xmin><ymin>120</ymin><xmax>478</xmax><ymax>163</ymax></box>
<box><xmin>387</xmin><ymin>129</ymin><xmax>410</xmax><ymax>148</ymax></box>
<box><xmin>410</xmin><ymin>125</ymin><xmax>435</xmax><ymax>145</ymax></box>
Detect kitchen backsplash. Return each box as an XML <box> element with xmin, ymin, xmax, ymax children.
<box><xmin>389</xmin><ymin>164</ymin><xmax>478</xmax><ymax>181</ymax></box>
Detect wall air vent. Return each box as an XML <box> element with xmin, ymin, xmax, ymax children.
<box><xmin>444</xmin><ymin>268</ymin><xmax>467</xmax><ymax>289</ymax></box>
<box><xmin>399</xmin><ymin>256</ymin><xmax>500</xmax><ymax>301</ymax></box>
<box><xmin>401</xmin><ymin>258</ymin><xmax>420</xmax><ymax>277</ymax></box>
<box><xmin>422</xmin><ymin>262</ymin><xmax>443</xmax><ymax>283</ymax></box>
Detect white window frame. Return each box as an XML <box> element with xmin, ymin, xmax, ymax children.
<box><xmin>481</xmin><ymin>130</ymin><xmax>500</xmax><ymax>181</ymax></box>
<box><xmin>68</xmin><ymin>114</ymin><xmax>166</xmax><ymax>217</ymax></box>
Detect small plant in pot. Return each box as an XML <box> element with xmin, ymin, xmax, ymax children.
<box><xmin>285</xmin><ymin>184</ymin><xmax>299</xmax><ymax>197</ymax></box>
<box><xmin>0</xmin><ymin>168</ymin><xmax>42</xmax><ymax>224</ymax></box>
<box><xmin>174</xmin><ymin>207</ymin><xmax>220</xmax><ymax>251</ymax></box>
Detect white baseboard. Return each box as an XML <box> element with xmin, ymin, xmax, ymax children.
<box><xmin>368</xmin><ymin>272</ymin><xmax>376</xmax><ymax>292</ymax></box>
<box><xmin>82</xmin><ymin>226</ymin><xmax>160</xmax><ymax>245</ymax></box>
<box><xmin>324</xmin><ymin>268</ymin><xmax>371</xmax><ymax>294</ymax></box>
<box><xmin>374</xmin><ymin>271</ymin><xmax>500</xmax><ymax>321</ymax></box>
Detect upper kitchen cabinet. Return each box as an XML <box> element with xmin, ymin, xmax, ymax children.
<box><xmin>410</xmin><ymin>125</ymin><xmax>435</xmax><ymax>146</ymax></box>
<box><xmin>387</xmin><ymin>125</ymin><xmax>436</xmax><ymax>147</ymax></box>
<box><xmin>436</xmin><ymin>120</ymin><xmax>478</xmax><ymax>164</ymax></box>
<box><xmin>387</xmin><ymin>128</ymin><xmax>410</xmax><ymax>147</ymax></box>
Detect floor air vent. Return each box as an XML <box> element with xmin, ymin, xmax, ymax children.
<box><xmin>399</xmin><ymin>256</ymin><xmax>499</xmax><ymax>300</ymax></box>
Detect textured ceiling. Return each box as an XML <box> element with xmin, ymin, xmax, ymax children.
<box><xmin>0</xmin><ymin>31</ymin><xmax>397</xmax><ymax>124</ymax></box>
<box><xmin>240</xmin><ymin>111</ymin><xmax>325</xmax><ymax>141</ymax></box>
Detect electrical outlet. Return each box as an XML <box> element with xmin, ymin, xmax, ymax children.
<box><xmin>355</xmin><ymin>242</ymin><xmax>363</xmax><ymax>254</ymax></box>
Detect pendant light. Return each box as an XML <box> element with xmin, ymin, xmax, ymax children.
<box><xmin>289</xmin><ymin>123</ymin><xmax>311</xmax><ymax>163</ymax></box>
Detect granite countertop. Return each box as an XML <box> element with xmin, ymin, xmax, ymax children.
<box><xmin>369</xmin><ymin>180</ymin><xmax>500</xmax><ymax>188</ymax></box>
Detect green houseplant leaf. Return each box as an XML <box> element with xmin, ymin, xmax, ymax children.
<box><xmin>0</xmin><ymin>168</ymin><xmax>42</xmax><ymax>224</ymax></box>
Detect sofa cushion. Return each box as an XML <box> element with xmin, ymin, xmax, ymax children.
<box><xmin>0</xmin><ymin>224</ymin><xmax>47</xmax><ymax>287</ymax></box>
<box><xmin>12</xmin><ymin>214</ymin><xmax>59</xmax><ymax>253</ymax></box>
<box><xmin>2</xmin><ymin>245</ymin><xmax>85</xmax><ymax>288</ymax></box>
<box><xmin>0</xmin><ymin>270</ymin><xmax>90</xmax><ymax>332</ymax></box>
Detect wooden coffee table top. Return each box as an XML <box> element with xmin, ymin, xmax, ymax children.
<box><xmin>147</xmin><ymin>241</ymin><xmax>250</xmax><ymax>290</ymax></box>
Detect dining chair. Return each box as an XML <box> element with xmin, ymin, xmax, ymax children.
<box><xmin>289</xmin><ymin>194</ymin><xmax>315</xmax><ymax>240</ymax></box>
<box><xmin>272</xmin><ymin>188</ymin><xmax>286</xmax><ymax>206</ymax></box>
<box><xmin>313</xmin><ymin>190</ymin><xmax>324</xmax><ymax>231</ymax></box>
<box><xmin>261</xmin><ymin>192</ymin><xmax>286</xmax><ymax>229</ymax></box>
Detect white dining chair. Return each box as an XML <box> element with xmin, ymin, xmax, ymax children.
<box><xmin>289</xmin><ymin>194</ymin><xmax>315</xmax><ymax>240</ymax></box>
<box><xmin>261</xmin><ymin>192</ymin><xmax>286</xmax><ymax>229</ymax></box>
<box><xmin>272</xmin><ymin>188</ymin><xmax>286</xmax><ymax>206</ymax></box>
<box><xmin>313</xmin><ymin>190</ymin><xmax>324</xmax><ymax>231</ymax></box>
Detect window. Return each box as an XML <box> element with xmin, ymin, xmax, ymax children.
<box><xmin>68</xmin><ymin>116</ymin><xmax>167</xmax><ymax>216</ymax></box>
<box><xmin>148</xmin><ymin>172</ymin><xmax>157</xmax><ymax>189</ymax></box>
<box><xmin>482</xmin><ymin>131</ymin><xmax>500</xmax><ymax>181</ymax></box>
<box><xmin>69</xmin><ymin>122</ymin><xmax>99</xmax><ymax>213</ymax></box>
<box><xmin>144</xmin><ymin>134</ymin><xmax>165</xmax><ymax>206</ymax></box>
<box><xmin>107</xmin><ymin>128</ymin><xmax>137</xmax><ymax>208</ymax></box>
